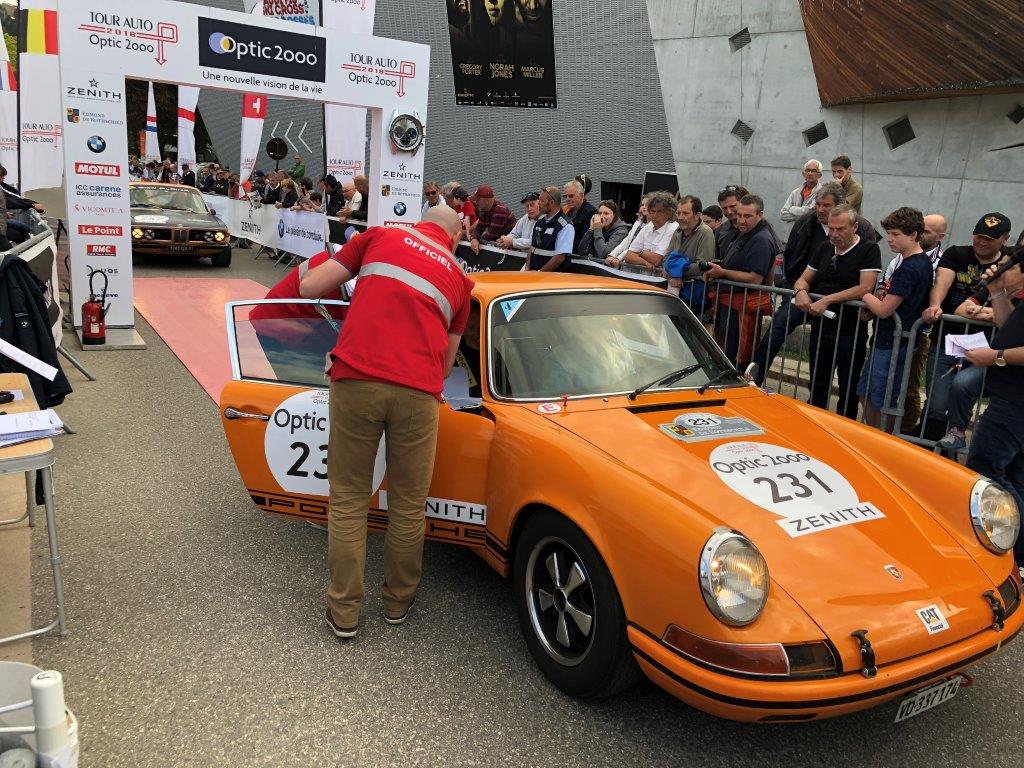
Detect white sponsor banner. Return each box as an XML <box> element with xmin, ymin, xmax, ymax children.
<box><xmin>322</xmin><ymin>0</ymin><xmax>376</xmax><ymax>32</ymax></box>
<box><xmin>324</xmin><ymin>104</ymin><xmax>365</xmax><ymax>183</ymax></box>
<box><xmin>0</xmin><ymin>15</ymin><xmax>18</xmax><ymax>186</ymax></box>
<box><xmin>143</xmin><ymin>81</ymin><xmax>160</xmax><ymax>162</ymax></box>
<box><xmin>19</xmin><ymin>0</ymin><xmax>62</xmax><ymax>195</ymax></box>
<box><xmin>61</xmin><ymin>73</ymin><xmax>133</xmax><ymax>328</ymax></box>
<box><xmin>369</xmin><ymin>109</ymin><xmax>426</xmax><ymax>227</ymax></box>
<box><xmin>203</xmin><ymin>193</ymin><xmax>325</xmax><ymax>258</ymax></box>
<box><xmin>239</xmin><ymin>93</ymin><xmax>268</xmax><ymax>192</ymax></box>
<box><xmin>177</xmin><ymin>86</ymin><xmax>200</xmax><ymax>172</ymax></box>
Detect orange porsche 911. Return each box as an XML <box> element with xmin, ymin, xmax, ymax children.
<box><xmin>220</xmin><ymin>272</ymin><xmax>1021</xmax><ymax>723</ymax></box>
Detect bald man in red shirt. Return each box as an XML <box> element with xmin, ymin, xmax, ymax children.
<box><xmin>300</xmin><ymin>206</ymin><xmax>473</xmax><ymax>638</ymax></box>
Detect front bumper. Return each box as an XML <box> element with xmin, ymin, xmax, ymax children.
<box><xmin>628</xmin><ymin>595</ymin><xmax>1023</xmax><ymax>722</ymax></box>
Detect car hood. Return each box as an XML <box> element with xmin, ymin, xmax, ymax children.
<box><xmin>131</xmin><ymin>208</ymin><xmax>225</xmax><ymax>228</ymax></box>
<box><xmin>539</xmin><ymin>393</ymin><xmax>1001</xmax><ymax>670</ymax></box>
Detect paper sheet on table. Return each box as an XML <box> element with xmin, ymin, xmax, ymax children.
<box><xmin>945</xmin><ymin>332</ymin><xmax>990</xmax><ymax>358</ymax></box>
<box><xmin>0</xmin><ymin>409</ymin><xmax>65</xmax><ymax>448</ymax></box>
<box><xmin>0</xmin><ymin>338</ymin><xmax>58</xmax><ymax>381</ymax></box>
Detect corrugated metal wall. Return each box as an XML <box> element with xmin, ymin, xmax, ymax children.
<box><xmin>190</xmin><ymin>0</ymin><xmax>675</xmax><ymax>207</ymax></box>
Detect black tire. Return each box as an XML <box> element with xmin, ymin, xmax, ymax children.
<box><xmin>211</xmin><ymin>247</ymin><xmax>232</xmax><ymax>267</ymax></box>
<box><xmin>513</xmin><ymin>509</ymin><xmax>641</xmax><ymax>699</ymax></box>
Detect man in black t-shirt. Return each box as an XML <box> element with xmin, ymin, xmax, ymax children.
<box><xmin>921</xmin><ymin>213</ymin><xmax>1012</xmax><ymax>435</ymax></box>
<box><xmin>963</xmin><ymin>255</ymin><xmax>1024</xmax><ymax>567</ymax></box>
<box><xmin>793</xmin><ymin>205</ymin><xmax>881</xmax><ymax>418</ymax></box>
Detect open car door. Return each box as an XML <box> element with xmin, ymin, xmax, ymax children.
<box><xmin>219</xmin><ymin>299</ymin><xmax>494</xmax><ymax>550</ymax></box>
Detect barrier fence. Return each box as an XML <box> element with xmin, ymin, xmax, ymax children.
<box><xmin>202</xmin><ymin>194</ymin><xmax>327</xmax><ymax>260</ymax></box>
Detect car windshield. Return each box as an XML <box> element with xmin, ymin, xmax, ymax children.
<box><xmin>130</xmin><ymin>186</ymin><xmax>207</xmax><ymax>213</ymax></box>
<box><xmin>489</xmin><ymin>291</ymin><xmax>739</xmax><ymax>399</ymax></box>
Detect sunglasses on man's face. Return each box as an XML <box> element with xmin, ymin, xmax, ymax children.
<box><xmin>426</xmin><ymin>190</ymin><xmax>439</xmax><ymax>196</ymax></box>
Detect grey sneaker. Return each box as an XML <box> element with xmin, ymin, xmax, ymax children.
<box><xmin>384</xmin><ymin>598</ymin><xmax>415</xmax><ymax>626</ymax></box>
<box><xmin>937</xmin><ymin>428</ymin><xmax>967</xmax><ymax>452</ymax></box>
<box><xmin>326</xmin><ymin>610</ymin><xmax>357</xmax><ymax>639</ymax></box>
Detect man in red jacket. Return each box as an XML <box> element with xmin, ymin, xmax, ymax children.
<box><xmin>300</xmin><ymin>206</ymin><xmax>473</xmax><ymax>638</ymax></box>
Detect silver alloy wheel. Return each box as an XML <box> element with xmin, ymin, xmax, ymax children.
<box><xmin>524</xmin><ymin>535</ymin><xmax>596</xmax><ymax>666</ymax></box>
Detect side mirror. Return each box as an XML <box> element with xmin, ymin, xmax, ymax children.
<box><xmin>208</xmin><ymin>207</ymin><xmax>216</xmax><ymax>214</ymax></box>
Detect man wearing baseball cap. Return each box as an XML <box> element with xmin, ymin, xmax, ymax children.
<box><xmin>497</xmin><ymin>192</ymin><xmax>542</xmax><ymax>254</ymax></box>
<box><xmin>921</xmin><ymin>212</ymin><xmax>1012</xmax><ymax>441</ymax></box>
<box><xmin>469</xmin><ymin>185</ymin><xmax>516</xmax><ymax>255</ymax></box>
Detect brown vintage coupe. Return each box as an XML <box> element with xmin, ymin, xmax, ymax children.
<box><xmin>129</xmin><ymin>182</ymin><xmax>232</xmax><ymax>267</ymax></box>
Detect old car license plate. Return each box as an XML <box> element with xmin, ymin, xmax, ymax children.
<box><xmin>167</xmin><ymin>245</ymin><xmax>194</xmax><ymax>252</ymax></box>
<box><xmin>894</xmin><ymin>676</ymin><xmax>961</xmax><ymax>722</ymax></box>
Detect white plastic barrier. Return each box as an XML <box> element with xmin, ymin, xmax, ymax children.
<box><xmin>202</xmin><ymin>195</ymin><xmax>327</xmax><ymax>259</ymax></box>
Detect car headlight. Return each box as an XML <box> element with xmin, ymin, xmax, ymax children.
<box><xmin>971</xmin><ymin>479</ymin><xmax>1020</xmax><ymax>555</ymax></box>
<box><xmin>131</xmin><ymin>228</ymin><xmax>143</xmax><ymax>239</ymax></box>
<box><xmin>699</xmin><ymin>529</ymin><xmax>769</xmax><ymax>626</ymax></box>
<box><xmin>144</xmin><ymin>229</ymin><xmax>155</xmax><ymax>240</ymax></box>
<box><xmin>213</xmin><ymin>231</ymin><xmax>227</xmax><ymax>242</ymax></box>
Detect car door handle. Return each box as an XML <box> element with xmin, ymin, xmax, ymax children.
<box><xmin>224</xmin><ymin>407</ymin><xmax>270</xmax><ymax>422</ymax></box>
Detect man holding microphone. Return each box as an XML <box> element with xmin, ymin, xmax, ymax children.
<box><xmin>300</xmin><ymin>206</ymin><xmax>474</xmax><ymax>638</ymax></box>
<box><xmin>963</xmin><ymin>250</ymin><xmax>1024</xmax><ymax>569</ymax></box>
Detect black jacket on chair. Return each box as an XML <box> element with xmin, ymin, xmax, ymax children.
<box><xmin>0</xmin><ymin>255</ymin><xmax>72</xmax><ymax>407</ymax></box>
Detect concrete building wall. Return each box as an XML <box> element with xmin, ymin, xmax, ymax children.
<box><xmin>646</xmin><ymin>0</ymin><xmax>1024</xmax><ymax>247</ymax></box>
<box><xmin>189</xmin><ymin>0</ymin><xmax>675</xmax><ymax>210</ymax></box>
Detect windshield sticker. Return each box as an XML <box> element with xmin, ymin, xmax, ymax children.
<box><xmin>709</xmin><ymin>441</ymin><xmax>885</xmax><ymax>538</ymax></box>
<box><xmin>916</xmin><ymin>605</ymin><xmax>949</xmax><ymax>635</ymax></box>
<box><xmin>660</xmin><ymin>412</ymin><xmax>763</xmax><ymax>443</ymax></box>
<box><xmin>499</xmin><ymin>299</ymin><xmax>525</xmax><ymax>321</ymax></box>
<box><xmin>134</xmin><ymin>214</ymin><xmax>170</xmax><ymax>224</ymax></box>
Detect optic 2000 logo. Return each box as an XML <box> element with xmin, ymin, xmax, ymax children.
<box><xmin>77</xmin><ymin>12</ymin><xmax>180</xmax><ymax>66</ymax></box>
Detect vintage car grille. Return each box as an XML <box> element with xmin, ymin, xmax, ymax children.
<box><xmin>148</xmin><ymin>228</ymin><xmax>173</xmax><ymax>241</ymax></box>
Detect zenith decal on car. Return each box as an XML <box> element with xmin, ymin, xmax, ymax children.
<box><xmin>709</xmin><ymin>441</ymin><xmax>886</xmax><ymax>538</ymax></box>
<box><xmin>378</xmin><ymin>491</ymin><xmax>486</xmax><ymax>525</ymax></box>
<box><xmin>659</xmin><ymin>412</ymin><xmax>764</xmax><ymax>443</ymax></box>
<box><xmin>916</xmin><ymin>604</ymin><xmax>950</xmax><ymax>635</ymax></box>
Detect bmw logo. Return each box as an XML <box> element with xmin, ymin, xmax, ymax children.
<box><xmin>87</xmin><ymin>135</ymin><xmax>106</xmax><ymax>154</ymax></box>
<box><xmin>393</xmin><ymin>202</ymin><xmax>407</xmax><ymax>217</ymax></box>
<box><xmin>208</xmin><ymin>32</ymin><xmax>235</xmax><ymax>54</ymax></box>
<box><xmin>278</xmin><ymin>218</ymin><xmax>286</xmax><ymax>238</ymax></box>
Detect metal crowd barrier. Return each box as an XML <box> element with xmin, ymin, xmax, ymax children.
<box><xmin>691</xmin><ymin>278</ymin><xmax>993</xmax><ymax>455</ymax></box>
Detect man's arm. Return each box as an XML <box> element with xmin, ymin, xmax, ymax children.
<box><xmin>846</xmin><ymin>183</ymin><xmax>863</xmax><ymax>211</ymax></box>
<box><xmin>954</xmin><ymin>297</ymin><xmax>994</xmax><ymax>323</ymax></box>
<box><xmin>537</xmin><ymin>254</ymin><xmax>566</xmax><ymax>272</ymax></box>
<box><xmin>793</xmin><ymin>266</ymin><xmax>817</xmax><ymax>311</ymax></box>
<box><xmin>862</xmin><ymin>291</ymin><xmax>904</xmax><ymax>319</ymax></box>
<box><xmin>444</xmin><ymin>333</ymin><xmax>461</xmax><ymax>378</ymax></box>
<box><xmin>808</xmin><ymin>271</ymin><xmax>878</xmax><ymax>316</ymax></box>
<box><xmin>704</xmin><ymin>265</ymin><xmax>765</xmax><ymax>284</ymax></box>
<box><xmin>300</xmin><ymin>258</ymin><xmax>354</xmax><ymax>298</ymax></box>
<box><xmin>924</xmin><ymin>267</ymin><xmax>955</xmax><ymax>321</ymax></box>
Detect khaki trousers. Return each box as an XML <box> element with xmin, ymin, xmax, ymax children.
<box><xmin>901</xmin><ymin>335</ymin><xmax>931</xmax><ymax>433</ymax></box>
<box><xmin>326</xmin><ymin>379</ymin><xmax>440</xmax><ymax>626</ymax></box>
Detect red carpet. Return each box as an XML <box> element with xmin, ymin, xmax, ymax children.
<box><xmin>134</xmin><ymin>277</ymin><xmax>269</xmax><ymax>402</ymax></box>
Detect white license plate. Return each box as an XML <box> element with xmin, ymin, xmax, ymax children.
<box><xmin>167</xmin><ymin>245</ymin><xmax>195</xmax><ymax>252</ymax></box>
<box><xmin>894</xmin><ymin>676</ymin><xmax>961</xmax><ymax>722</ymax></box>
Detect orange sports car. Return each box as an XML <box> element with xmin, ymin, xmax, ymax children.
<box><xmin>219</xmin><ymin>272</ymin><xmax>1021</xmax><ymax>723</ymax></box>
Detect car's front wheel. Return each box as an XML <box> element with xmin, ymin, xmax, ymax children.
<box><xmin>513</xmin><ymin>510</ymin><xmax>640</xmax><ymax>699</ymax></box>
<box><xmin>211</xmin><ymin>247</ymin><xmax>232</xmax><ymax>267</ymax></box>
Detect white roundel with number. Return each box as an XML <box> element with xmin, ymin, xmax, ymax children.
<box><xmin>709</xmin><ymin>441</ymin><xmax>884</xmax><ymax>537</ymax></box>
<box><xmin>265</xmin><ymin>390</ymin><xmax>386</xmax><ymax>496</ymax></box>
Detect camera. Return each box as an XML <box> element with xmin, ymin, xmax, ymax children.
<box><xmin>697</xmin><ymin>260</ymin><xmax>722</xmax><ymax>272</ymax></box>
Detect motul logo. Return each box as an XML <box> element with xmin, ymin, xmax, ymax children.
<box><xmin>78</xmin><ymin>224</ymin><xmax>123</xmax><ymax>236</ymax></box>
<box><xmin>74</xmin><ymin>162</ymin><xmax>120</xmax><ymax>176</ymax></box>
<box><xmin>86</xmin><ymin>244</ymin><xmax>117</xmax><ymax>255</ymax></box>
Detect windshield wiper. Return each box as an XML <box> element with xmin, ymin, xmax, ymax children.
<box><xmin>697</xmin><ymin>368</ymin><xmax>742</xmax><ymax>395</ymax></box>
<box><xmin>628</xmin><ymin>363</ymin><xmax>704</xmax><ymax>401</ymax></box>
<box><xmin>132</xmin><ymin>203</ymin><xmax>159</xmax><ymax>208</ymax></box>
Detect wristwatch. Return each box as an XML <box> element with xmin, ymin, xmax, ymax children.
<box><xmin>995</xmin><ymin>350</ymin><xmax>1007</xmax><ymax>367</ymax></box>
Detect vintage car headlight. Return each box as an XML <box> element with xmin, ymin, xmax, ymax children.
<box><xmin>131</xmin><ymin>228</ymin><xmax>143</xmax><ymax>239</ymax></box>
<box><xmin>213</xmin><ymin>231</ymin><xmax>227</xmax><ymax>243</ymax></box>
<box><xmin>971</xmin><ymin>479</ymin><xmax>1020</xmax><ymax>554</ymax></box>
<box><xmin>699</xmin><ymin>529</ymin><xmax>769</xmax><ymax>626</ymax></box>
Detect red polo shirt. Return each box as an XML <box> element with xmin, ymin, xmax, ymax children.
<box><xmin>329</xmin><ymin>222</ymin><xmax>474</xmax><ymax>398</ymax></box>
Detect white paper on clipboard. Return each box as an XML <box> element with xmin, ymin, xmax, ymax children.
<box><xmin>0</xmin><ymin>338</ymin><xmax>58</xmax><ymax>382</ymax></box>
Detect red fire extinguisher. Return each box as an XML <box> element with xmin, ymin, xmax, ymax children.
<box><xmin>82</xmin><ymin>267</ymin><xmax>109</xmax><ymax>346</ymax></box>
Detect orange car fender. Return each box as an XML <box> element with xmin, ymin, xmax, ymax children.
<box><xmin>483</xmin><ymin>407</ymin><xmax>827</xmax><ymax>646</ymax></box>
<box><xmin>786</xmin><ymin>400</ymin><xmax>1014</xmax><ymax>588</ymax></box>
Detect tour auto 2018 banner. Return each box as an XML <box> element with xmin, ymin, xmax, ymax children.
<box><xmin>446</xmin><ymin>0</ymin><xmax>557</xmax><ymax>108</ymax></box>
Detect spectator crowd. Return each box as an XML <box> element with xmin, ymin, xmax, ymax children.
<box><xmin>420</xmin><ymin>158</ymin><xmax>1024</xmax><ymax>469</ymax></box>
